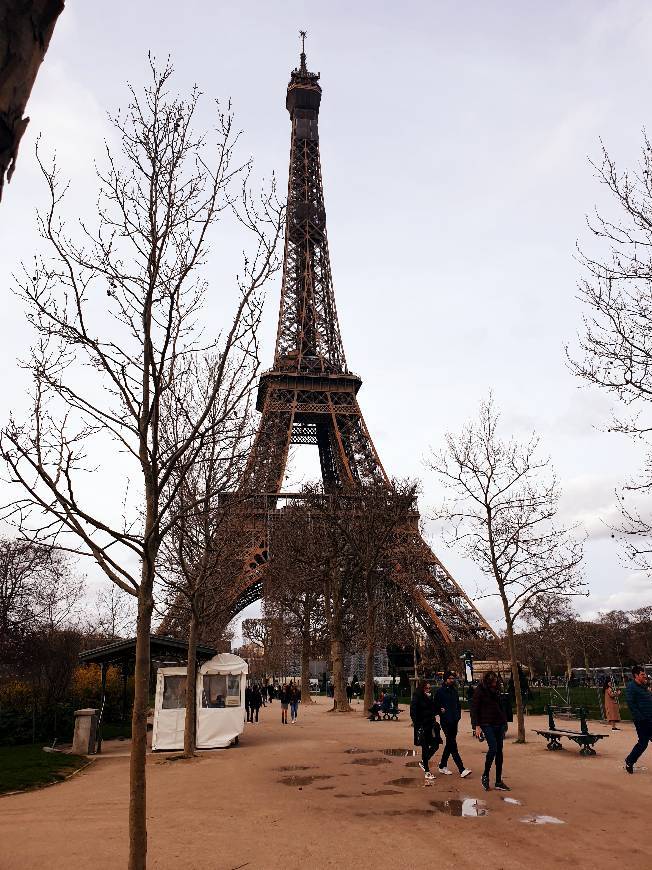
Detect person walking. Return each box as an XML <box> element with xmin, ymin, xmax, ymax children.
<box><xmin>410</xmin><ymin>679</ymin><xmax>440</xmax><ymax>781</ymax></box>
<box><xmin>603</xmin><ymin>677</ymin><xmax>621</xmax><ymax>730</ymax></box>
<box><xmin>625</xmin><ymin>666</ymin><xmax>652</xmax><ymax>773</ymax></box>
<box><xmin>245</xmin><ymin>684</ymin><xmax>253</xmax><ymax>723</ymax></box>
<box><xmin>289</xmin><ymin>682</ymin><xmax>299</xmax><ymax>723</ymax></box>
<box><xmin>280</xmin><ymin>683</ymin><xmax>290</xmax><ymax>724</ymax></box>
<box><xmin>267</xmin><ymin>684</ymin><xmax>274</xmax><ymax>704</ymax></box>
<box><xmin>471</xmin><ymin>671</ymin><xmax>510</xmax><ymax>792</ymax></box>
<box><xmin>251</xmin><ymin>684</ymin><xmax>262</xmax><ymax>724</ymax></box>
<box><xmin>435</xmin><ymin>672</ymin><xmax>472</xmax><ymax>778</ymax></box>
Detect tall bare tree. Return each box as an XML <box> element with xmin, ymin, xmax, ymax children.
<box><xmin>157</xmin><ymin>346</ymin><xmax>264</xmax><ymax>758</ymax></box>
<box><xmin>265</xmin><ymin>505</ymin><xmax>327</xmax><ymax>705</ymax></box>
<box><xmin>429</xmin><ymin>396</ymin><xmax>585</xmax><ymax>742</ymax></box>
<box><xmin>571</xmin><ymin>135</ymin><xmax>652</xmax><ymax>570</ymax></box>
<box><xmin>330</xmin><ymin>481</ymin><xmax>419</xmax><ymax>716</ymax></box>
<box><xmin>0</xmin><ymin>0</ymin><xmax>65</xmax><ymax>199</ymax></box>
<box><xmin>0</xmin><ymin>61</ymin><xmax>281</xmax><ymax>870</ymax></box>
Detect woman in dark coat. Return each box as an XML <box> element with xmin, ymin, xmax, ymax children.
<box><xmin>471</xmin><ymin>671</ymin><xmax>509</xmax><ymax>792</ymax></box>
<box><xmin>410</xmin><ymin>680</ymin><xmax>440</xmax><ymax>780</ymax></box>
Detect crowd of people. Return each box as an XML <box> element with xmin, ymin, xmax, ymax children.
<box><xmin>409</xmin><ymin>665</ymin><xmax>652</xmax><ymax>787</ymax></box>
<box><xmin>244</xmin><ymin>681</ymin><xmax>302</xmax><ymax>725</ymax></box>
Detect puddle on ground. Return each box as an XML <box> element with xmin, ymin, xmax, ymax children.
<box><xmin>278</xmin><ymin>774</ymin><xmax>333</xmax><ymax>787</ymax></box>
<box><xmin>382</xmin><ymin>748</ymin><xmax>417</xmax><ymax>757</ymax></box>
<box><xmin>385</xmin><ymin>777</ymin><xmax>423</xmax><ymax>788</ymax></box>
<box><xmin>334</xmin><ymin>793</ymin><xmax>356</xmax><ymax>798</ymax></box>
<box><xmin>362</xmin><ymin>788</ymin><xmax>404</xmax><ymax>796</ymax></box>
<box><xmin>345</xmin><ymin>748</ymin><xmax>374</xmax><ymax>754</ymax></box>
<box><xmin>502</xmin><ymin>797</ymin><xmax>522</xmax><ymax>805</ymax></box>
<box><xmin>275</xmin><ymin>765</ymin><xmax>315</xmax><ymax>772</ymax></box>
<box><xmin>350</xmin><ymin>757</ymin><xmax>391</xmax><ymax>766</ymax></box>
<box><xmin>430</xmin><ymin>798</ymin><xmax>488</xmax><ymax>817</ymax></box>
<box><xmin>520</xmin><ymin>815</ymin><xmax>565</xmax><ymax>825</ymax></box>
<box><xmin>316</xmin><ymin>785</ymin><xmax>335</xmax><ymax>790</ymax></box>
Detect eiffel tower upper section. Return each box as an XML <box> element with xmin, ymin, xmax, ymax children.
<box><xmin>273</xmin><ymin>39</ymin><xmax>347</xmax><ymax>376</ymax></box>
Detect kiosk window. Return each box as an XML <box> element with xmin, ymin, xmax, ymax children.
<box><xmin>202</xmin><ymin>674</ymin><xmax>227</xmax><ymax>708</ymax></box>
<box><xmin>162</xmin><ymin>675</ymin><xmax>186</xmax><ymax>709</ymax></box>
<box><xmin>226</xmin><ymin>675</ymin><xmax>241</xmax><ymax>706</ymax></box>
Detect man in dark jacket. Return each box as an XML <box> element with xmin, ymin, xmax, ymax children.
<box><xmin>244</xmin><ymin>685</ymin><xmax>253</xmax><ymax>723</ymax></box>
<box><xmin>251</xmin><ymin>684</ymin><xmax>263</xmax><ymax>723</ymax></box>
<box><xmin>434</xmin><ymin>672</ymin><xmax>471</xmax><ymax>778</ymax></box>
<box><xmin>625</xmin><ymin>665</ymin><xmax>652</xmax><ymax>773</ymax></box>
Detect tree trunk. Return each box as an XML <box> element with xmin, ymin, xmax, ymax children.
<box><xmin>300</xmin><ymin>617</ymin><xmax>313</xmax><ymax>707</ymax></box>
<box><xmin>0</xmin><ymin>0</ymin><xmax>65</xmax><ymax>199</ymax></box>
<box><xmin>363</xmin><ymin>608</ymin><xmax>376</xmax><ymax>717</ymax></box>
<box><xmin>183</xmin><ymin>608</ymin><xmax>198</xmax><ymax>758</ymax></box>
<box><xmin>330</xmin><ymin>636</ymin><xmax>350</xmax><ymax>712</ymax></box>
<box><xmin>128</xmin><ymin>581</ymin><xmax>153</xmax><ymax>870</ymax></box>
<box><xmin>563</xmin><ymin>647</ymin><xmax>573</xmax><ymax>681</ymax></box>
<box><xmin>504</xmin><ymin>619</ymin><xmax>525</xmax><ymax>743</ymax></box>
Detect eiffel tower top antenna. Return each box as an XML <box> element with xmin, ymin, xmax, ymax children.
<box><xmin>299</xmin><ymin>29</ymin><xmax>307</xmax><ymax>72</ymax></box>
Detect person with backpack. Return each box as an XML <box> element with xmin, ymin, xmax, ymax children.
<box><xmin>410</xmin><ymin>679</ymin><xmax>441</xmax><ymax>781</ymax></box>
<box><xmin>471</xmin><ymin>671</ymin><xmax>510</xmax><ymax>792</ymax></box>
<box><xmin>434</xmin><ymin>671</ymin><xmax>471</xmax><ymax>778</ymax></box>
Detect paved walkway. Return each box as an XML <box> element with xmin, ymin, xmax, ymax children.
<box><xmin>0</xmin><ymin>697</ymin><xmax>648</xmax><ymax>869</ymax></box>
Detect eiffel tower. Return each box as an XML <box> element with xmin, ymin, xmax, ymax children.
<box><xmin>230</xmin><ymin>38</ymin><xmax>494</xmax><ymax>646</ymax></box>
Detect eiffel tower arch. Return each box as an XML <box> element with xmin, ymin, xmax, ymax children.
<box><xmin>224</xmin><ymin>42</ymin><xmax>495</xmax><ymax>648</ymax></box>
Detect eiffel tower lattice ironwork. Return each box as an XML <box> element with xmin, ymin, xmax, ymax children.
<box><xmin>231</xmin><ymin>42</ymin><xmax>495</xmax><ymax>645</ymax></box>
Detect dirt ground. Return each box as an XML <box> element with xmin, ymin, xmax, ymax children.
<box><xmin>1</xmin><ymin>696</ymin><xmax>650</xmax><ymax>870</ymax></box>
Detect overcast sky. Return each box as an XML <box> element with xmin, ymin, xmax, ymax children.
<box><xmin>2</xmin><ymin>1</ymin><xmax>652</xmax><ymax>636</ymax></box>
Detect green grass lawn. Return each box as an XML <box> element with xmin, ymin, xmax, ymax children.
<box><xmin>0</xmin><ymin>745</ymin><xmax>88</xmax><ymax>795</ymax></box>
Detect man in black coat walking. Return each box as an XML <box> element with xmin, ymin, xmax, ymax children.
<box><xmin>434</xmin><ymin>672</ymin><xmax>471</xmax><ymax>778</ymax></box>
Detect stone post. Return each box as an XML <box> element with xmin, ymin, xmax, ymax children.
<box><xmin>72</xmin><ymin>708</ymin><xmax>98</xmax><ymax>755</ymax></box>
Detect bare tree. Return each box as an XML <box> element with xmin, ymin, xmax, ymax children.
<box><xmin>94</xmin><ymin>583</ymin><xmax>136</xmax><ymax>642</ymax></box>
<box><xmin>0</xmin><ymin>536</ymin><xmax>82</xmax><ymax>662</ymax></box>
<box><xmin>265</xmin><ymin>506</ymin><xmax>327</xmax><ymax>705</ymax></box>
<box><xmin>157</xmin><ymin>346</ymin><xmax>263</xmax><ymax>757</ymax></box>
<box><xmin>0</xmin><ymin>61</ymin><xmax>281</xmax><ymax>870</ymax></box>
<box><xmin>241</xmin><ymin>616</ymin><xmax>287</xmax><ymax>677</ymax></box>
<box><xmin>0</xmin><ymin>0</ymin><xmax>65</xmax><ymax>199</ymax></box>
<box><xmin>331</xmin><ymin>481</ymin><xmax>419</xmax><ymax>716</ymax></box>
<box><xmin>522</xmin><ymin>593</ymin><xmax>579</xmax><ymax>679</ymax></box>
<box><xmin>571</xmin><ymin>135</ymin><xmax>652</xmax><ymax>569</ymax></box>
<box><xmin>429</xmin><ymin>396</ymin><xmax>585</xmax><ymax>742</ymax></box>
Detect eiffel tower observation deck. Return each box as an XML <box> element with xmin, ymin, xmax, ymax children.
<box><xmin>234</xmin><ymin>38</ymin><xmax>495</xmax><ymax>644</ymax></box>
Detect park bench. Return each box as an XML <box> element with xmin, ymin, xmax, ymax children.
<box><xmin>534</xmin><ymin>705</ymin><xmax>608</xmax><ymax>756</ymax></box>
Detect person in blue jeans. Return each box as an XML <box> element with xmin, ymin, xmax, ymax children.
<box><xmin>471</xmin><ymin>671</ymin><xmax>510</xmax><ymax>792</ymax></box>
<box><xmin>289</xmin><ymin>682</ymin><xmax>300</xmax><ymax>723</ymax></box>
<box><xmin>625</xmin><ymin>665</ymin><xmax>652</xmax><ymax>773</ymax></box>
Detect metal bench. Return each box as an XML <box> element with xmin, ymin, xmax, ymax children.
<box><xmin>368</xmin><ymin>703</ymin><xmax>401</xmax><ymax>721</ymax></box>
<box><xmin>534</xmin><ymin>705</ymin><xmax>608</xmax><ymax>756</ymax></box>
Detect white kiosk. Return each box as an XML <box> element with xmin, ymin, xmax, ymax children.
<box><xmin>152</xmin><ymin>653</ymin><xmax>248</xmax><ymax>751</ymax></box>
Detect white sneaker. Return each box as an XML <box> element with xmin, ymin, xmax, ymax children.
<box><xmin>460</xmin><ymin>768</ymin><xmax>472</xmax><ymax>778</ymax></box>
<box><xmin>418</xmin><ymin>761</ymin><xmax>425</xmax><ymax>772</ymax></box>
<box><xmin>439</xmin><ymin>766</ymin><xmax>453</xmax><ymax>775</ymax></box>
<box><xmin>424</xmin><ymin>771</ymin><xmax>436</xmax><ymax>780</ymax></box>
